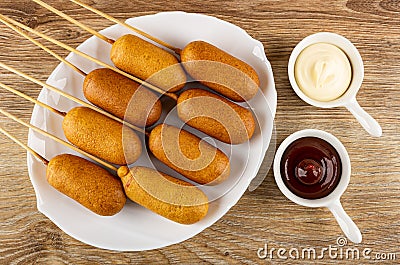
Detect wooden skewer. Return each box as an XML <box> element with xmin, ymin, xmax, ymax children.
<box><xmin>68</xmin><ymin>0</ymin><xmax>181</xmax><ymax>54</ymax></box>
<box><xmin>0</xmin><ymin>126</ymin><xmax>49</xmax><ymax>166</ymax></box>
<box><xmin>0</xmin><ymin>14</ymin><xmax>178</xmax><ymax>101</ymax></box>
<box><xmin>0</xmin><ymin>61</ymin><xmax>147</xmax><ymax>135</ymax></box>
<box><xmin>0</xmin><ymin>15</ymin><xmax>86</xmax><ymax>77</ymax></box>
<box><xmin>0</xmin><ymin>81</ymin><xmax>66</xmax><ymax>117</ymax></box>
<box><xmin>32</xmin><ymin>0</ymin><xmax>114</xmax><ymax>45</ymax></box>
<box><xmin>0</xmin><ymin>108</ymin><xmax>118</xmax><ymax>171</ymax></box>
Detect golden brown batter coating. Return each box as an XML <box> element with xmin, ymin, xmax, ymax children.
<box><xmin>111</xmin><ymin>34</ymin><xmax>186</xmax><ymax>92</ymax></box>
<box><xmin>117</xmin><ymin>166</ymin><xmax>208</xmax><ymax>224</ymax></box>
<box><xmin>47</xmin><ymin>154</ymin><xmax>126</xmax><ymax>216</ymax></box>
<box><xmin>62</xmin><ymin>107</ymin><xmax>141</xmax><ymax>165</ymax></box>
<box><xmin>149</xmin><ymin>124</ymin><xmax>230</xmax><ymax>185</ymax></box>
<box><xmin>83</xmin><ymin>68</ymin><xmax>162</xmax><ymax>127</ymax></box>
<box><xmin>177</xmin><ymin>89</ymin><xmax>255</xmax><ymax>144</ymax></box>
<box><xmin>181</xmin><ymin>41</ymin><xmax>260</xmax><ymax>102</ymax></box>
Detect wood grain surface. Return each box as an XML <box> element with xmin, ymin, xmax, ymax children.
<box><xmin>0</xmin><ymin>0</ymin><xmax>399</xmax><ymax>264</ymax></box>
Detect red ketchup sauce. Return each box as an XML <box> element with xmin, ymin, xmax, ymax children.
<box><xmin>280</xmin><ymin>137</ymin><xmax>341</xmax><ymax>199</ymax></box>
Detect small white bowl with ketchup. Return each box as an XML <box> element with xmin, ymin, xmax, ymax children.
<box><xmin>288</xmin><ymin>32</ymin><xmax>382</xmax><ymax>137</ymax></box>
<box><xmin>273</xmin><ymin>129</ymin><xmax>362</xmax><ymax>243</ymax></box>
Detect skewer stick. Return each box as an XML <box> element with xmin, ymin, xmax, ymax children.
<box><xmin>0</xmin><ymin>126</ymin><xmax>49</xmax><ymax>166</ymax></box>
<box><xmin>0</xmin><ymin>81</ymin><xmax>66</xmax><ymax>117</ymax></box>
<box><xmin>0</xmin><ymin>108</ymin><xmax>118</xmax><ymax>171</ymax></box>
<box><xmin>32</xmin><ymin>0</ymin><xmax>114</xmax><ymax>45</ymax></box>
<box><xmin>69</xmin><ymin>0</ymin><xmax>181</xmax><ymax>54</ymax></box>
<box><xmin>0</xmin><ymin>61</ymin><xmax>147</xmax><ymax>135</ymax></box>
<box><xmin>0</xmin><ymin>14</ymin><xmax>178</xmax><ymax>101</ymax></box>
<box><xmin>0</xmin><ymin>15</ymin><xmax>86</xmax><ymax>77</ymax></box>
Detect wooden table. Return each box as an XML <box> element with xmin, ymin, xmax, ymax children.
<box><xmin>0</xmin><ymin>0</ymin><xmax>398</xmax><ymax>264</ymax></box>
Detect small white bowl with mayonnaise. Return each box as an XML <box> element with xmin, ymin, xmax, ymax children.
<box><xmin>288</xmin><ymin>32</ymin><xmax>382</xmax><ymax>137</ymax></box>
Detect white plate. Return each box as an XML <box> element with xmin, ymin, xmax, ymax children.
<box><xmin>27</xmin><ymin>11</ymin><xmax>277</xmax><ymax>251</ymax></box>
